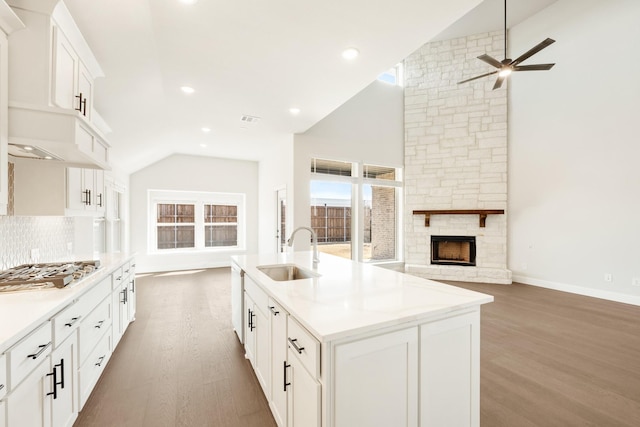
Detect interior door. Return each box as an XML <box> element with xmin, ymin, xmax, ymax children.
<box><xmin>276</xmin><ymin>188</ymin><xmax>287</xmax><ymax>253</ymax></box>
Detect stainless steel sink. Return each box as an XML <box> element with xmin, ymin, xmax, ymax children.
<box><xmin>256</xmin><ymin>264</ymin><xmax>320</xmax><ymax>281</ymax></box>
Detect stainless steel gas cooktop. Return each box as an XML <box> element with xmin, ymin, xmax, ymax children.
<box><xmin>0</xmin><ymin>260</ymin><xmax>101</xmax><ymax>293</ymax></box>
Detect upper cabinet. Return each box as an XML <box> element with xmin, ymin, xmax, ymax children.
<box><xmin>6</xmin><ymin>0</ymin><xmax>110</xmax><ymax>169</ymax></box>
<box><xmin>0</xmin><ymin>1</ymin><xmax>25</xmax><ymax>215</ymax></box>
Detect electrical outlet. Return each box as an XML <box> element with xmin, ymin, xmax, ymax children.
<box><xmin>632</xmin><ymin>277</ymin><xmax>640</xmax><ymax>287</ymax></box>
<box><xmin>30</xmin><ymin>248</ymin><xmax>40</xmax><ymax>261</ymax></box>
<box><xmin>604</xmin><ymin>273</ymin><xmax>613</xmax><ymax>283</ymax></box>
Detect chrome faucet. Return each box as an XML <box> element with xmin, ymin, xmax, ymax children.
<box><xmin>287</xmin><ymin>226</ymin><xmax>320</xmax><ymax>269</ymax></box>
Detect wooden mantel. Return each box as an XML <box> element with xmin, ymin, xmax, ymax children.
<box><xmin>412</xmin><ymin>209</ymin><xmax>505</xmax><ymax>228</ymax></box>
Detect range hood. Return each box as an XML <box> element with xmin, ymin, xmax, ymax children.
<box><xmin>8</xmin><ymin>103</ymin><xmax>111</xmax><ymax>170</ymax></box>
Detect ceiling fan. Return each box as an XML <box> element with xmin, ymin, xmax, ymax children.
<box><xmin>458</xmin><ymin>0</ymin><xmax>556</xmax><ymax>90</ymax></box>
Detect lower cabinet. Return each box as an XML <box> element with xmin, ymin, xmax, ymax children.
<box><xmin>243</xmin><ymin>279</ymin><xmax>270</xmax><ymax>398</ymax></box>
<box><xmin>5</xmin><ymin>355</ymin><xmax>52</xmax><ymax>427</ymax></box>
<box><xmin>0</xmin><ymin>399</ymin><xmax>5</xmax><ymax>427</ymax></box>
<box><xmin>286</xmin><ymin>347</ymin><xmax>321</xmax><ymax>427</ymax></box>
<box><xmin>269</xmin><ymin>300</ymin><xmax>287</xmax><ymax>427</ymax></box>
<box><xmin>50</xmin><ymin>334</ymin><xmax>78</xmax><ymax>427</ymax></box>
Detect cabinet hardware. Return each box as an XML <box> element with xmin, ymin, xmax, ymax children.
<box><xmin>287</xmin><ymin>338</ymin><xmax>305</xmax><ymax>354</ymax></box>
<box><xmin>46</xmin><ymin>368</ymin><xmax>58</xmax><ymax>399</ymax></box>
<box><xmin>0</xmin><ymin>384</ymin><xmax>4</xmax><ymax>391</ymax></box>
<box><xmin>95</xmin><ymin>320</ymin><xmax>104</xmax><ymax>329</ymax></box>
<box><xmin>55</xmin><ymin>359</ymin><xmax>65</xmax><ymax>390</ymax></box>
<box><xmin>269</xmin><ymin>306</ymin><xmax>280</xmax><ymax>316</ymax></box>
<box><xmin>248</xmin><ymin>308</ymin><xmax>255</xmax><ymax>331</ymax></box>
<box><xmin>75</xmin><ymin>93</ymin><xmax>84</xmax><ymax>113</ymax></box>
<box><xmin>27</xmin><ymin>342</ymin><xmax>51</xmax><ymax>360</ymax></box>
<box><xmin>122</xmin><ymin>287</ymin><xmax>128</xmax><ymax>304</ymax></box>
<box><xmin>64</xmin><ymin>316</ymin><xmax>81</xmax><ymax>327</ymax></box>
<box><xmin>75</xmin><ymin>92</ymin><xmax>87</xmax><ymax>116</ymax></box>
<box><xmin>88</xmin><ymin>189</ymin><xmax>92</xmax><ymax>205</ymax></box>
<box><xmin>95</xmin><ymin>355</ymin><xmax>105</xmax><ymax>367</ymax></box>
<box><xmin>97</xmin><ymin>193</ymin><xmax>103</xmax><ymax>207</ymax></box>
<box><xmin>116</xmin><ymin>276</ymin><xmax>122</xmax><ymax>281</ymax></box>
<box><xmin>283</xmin><ymin>361</ymin><xmax>291</xmax><ymax>391</ymax></box>
<box><xmin>82</xmin><ymin>189</ymin><xmax>91</xmax><ymax>205</ymax></box>
<box><xmin>125</xmin><ymin>269</ymin><xmax>130</xmax><ymax>273</ymax></box>
<box><xmin>131</xmin><ymin>279</ymin><xmax>135</xmax><ymax>292</ymax></box>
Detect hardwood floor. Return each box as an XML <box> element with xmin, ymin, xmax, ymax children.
<box><xmin>74</xmin><ymin>268</ymin><xmax>277</xmax><ymax>427</ymax></box>
<box><xmin>75</xmin><ymin>268</ymin><xmax>640</xmax><ymax>427</ymax></box>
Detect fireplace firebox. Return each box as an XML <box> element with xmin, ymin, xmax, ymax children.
<box><xmin>431</xmin><ymin>236</ymin><xmax>476</xmax><ymax>266</ymax></box>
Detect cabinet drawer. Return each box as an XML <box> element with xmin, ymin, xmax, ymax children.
<box><xmin>0</xmin><ymin>353</ymin><xmax>6</xmax><ymax>400</ymax></box>
<box><xmin>51</xmin><ymin>301</ymin><xmax>84</xmax><ymax>348</ymax></box>
<box><xmin>287</xmin><ymin>317</ymin><xmax>320</xmax><ymax>379</ymax></box>
<box><xmin>7</xmin><ymin>321</ymin><xmax>52</xmax><ymax>391</ymax></box>
<box><xmin>78</xmin><ymin>297</ymin><xmax>112</xmax><ymax>366</ymax></box>
<box><xmin>111</xmin><ymin>266</ymin><xmax>124</xmax><ymax>290</ymax></box>
<box><xmin>245</xmin><ymin>274</ymin><xmax>269</xmax><ymax>316</ymax></box>
<box><xmin>79</xmin><ymin>326</ymin><xmax>112</xmax><ymax>408</ymax></box>
<box><xmin>79</xmin><ymin>276</ymin><xmax>111</xmax><ymax>316</ymax></box>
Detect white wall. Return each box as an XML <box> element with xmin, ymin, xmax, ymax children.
<box><xmin>292</xmin><ymin>80</ymin><xmax>404</xmax><ymax>249</ymax></box>
<box><xmin>508</xmin><ymin>0</ymin><xmax>640</xmax><ymax>304</ymax></box>
<box><xmin>257</xmin><ymin>137</ymin><xmax>293</xmax><ymax>254</ymax></box>
<box><xmin>129</xmin><ymin>154</ymin><xmax>258</xmax><ymax>273</ymax></box>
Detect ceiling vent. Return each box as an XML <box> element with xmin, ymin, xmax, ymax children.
<box><xmin>240</xmin><ymin>115</ymin><xmax>261</xmax><ymax>127</ymax></box>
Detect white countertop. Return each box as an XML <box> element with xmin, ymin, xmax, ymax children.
<box><xmin>232</xmin><ymin>252</ymin><xmax>494</xmax><ymax>342</ymax></box>
<box><xmin>0</xmin><ymin>253</ymin><xmax>135</xmax><ymax>354</ymax></box>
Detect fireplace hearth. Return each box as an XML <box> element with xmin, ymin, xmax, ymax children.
<box><xmin>431</xmin><ymin>236</ymin><xmax>476</xmax><ymax>267</ymax></box>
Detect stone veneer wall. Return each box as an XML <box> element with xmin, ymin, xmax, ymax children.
<box><xmin>404</xmin><ymin>31</ymin><xmax>511</xmax><ymax>284</ymax></box>
<box><xmin>0</xmin><ymin>216</ymin><xmax>75</xmax><ymax>270</ymax></box>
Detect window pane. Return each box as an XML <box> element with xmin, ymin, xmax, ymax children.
<box><xmin>364</xmin><ymin>184</ymin><xmax>396</xmax><ymax>262</ymax></box>
<box><xmin>310</xmin><ymin>181</ymin><xmax>352</xmax><ymax>260</ymax></box>
<box><xmin>204</xmin><ymin>204</ymin><xmax>237</xmax><ymax>223</ymax></box>
<box><xmin>363</xmin><ymin>164</ymin><xmax>396</xmax><ymax>180</ymax></box>
<box><xmin>205</xmin><ymin>225</ymin><xmax>238</xmax><ymax>247</ymax></box>
<box><xmin>310</xmin><ymin>158</ymin><xmax>352</xmax><ymax>177</ymax></box>
<box><xmin>176</xmin><ymin>204</ymin><xmax>195</xmax><ymax>223</ymax></box>
<box><xmin>157</xmin><ymin>203</ymin><xmax>194</xmax><ymax>223</ymax></box>
<box><xmin>157</xmin><ymin>203</ymin><xmax>176</xmax><ymax>223</ymax></box>
<box><xmin>157</xmin><ymin>225</ymin><xmax>195</xmax><ymax>249</ymax></box>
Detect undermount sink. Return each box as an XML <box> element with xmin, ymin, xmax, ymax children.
<box><xmin>257</xmin><ymin>264</ymin><xmax>320</xmax><ymax>281</ymax></box>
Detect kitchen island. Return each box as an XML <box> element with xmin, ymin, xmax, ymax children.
<box><xmin>231</xmin><ymin>251</ymin><xmax>493</xmax><ymax>427</ymax></box>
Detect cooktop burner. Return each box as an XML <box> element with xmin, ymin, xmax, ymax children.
<box><xmin>0</xmin><ymin>260</ymin><xmax>101</xmax><ymax>293</ymax></box>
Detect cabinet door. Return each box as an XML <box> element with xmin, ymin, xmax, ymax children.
<box><xmin>333</xmin><ymin>327</ymin><xmax>418</xmax><ymax>427</ymax></box>
<box><xmin>127</xmin><ymin>277</ymin><xmax>137</xmax><ymax>322</ymax></box>
<box><xmin>66</xmin><ymin>167</ymin><xmax>85</xmax><ymax>211</ymax></box>
<box><xmin>50</xmin><ymin>334</ymin><xmax>78</xmax><ymax>427</ymax></box>
<box><xmin>77</xmin><ymin>61</ymin><xmax>93</xmax><ymax>120</ymax></box>
<box><xmin>94</xmin><ymin>170</ymin><xmax>105</xmax><ymax>213</ymax></box>
<box><xmin>0</xmin><ymin>399</ymin><xmax>5</xmax><ymax>427</ymax></box>
<box><xmin>254</xmin><ymin>305</ymin><xmax>270</xmax><ymax>399</ymax></box>
<box><xmin>82</xmin><ymin>169</ymin><xmax>96</xmax><ymax>211</ymax></box>
<box><xmin>287</xmin><ymin>348</ymin><xmax>320</xmax><ymax>427</ymax></box>
<box><xmin>5</xmin><ymin>355</ymin><xmax>52</xmax><ymax>427</ymax></box>
<box><xmin>270</xmin><ymin>301</ymin><xmax>287</xmax><ymax>427</ymax></box>
<box><xmin>420</xmin><ymin>311</ymin><xmax>479</xmax><ymax>427</ymax></box>
<box><xmin>52</xmin><ymin>27</ymin><xmax>78</xmax><ymax>110</ymax></box>
<box><xmin>244</xmin><ymin>293</ymin><xmax>256</xmax><ymax>364</ymax></box>
<box><xmin>120</xmin><ymin>283</ymin><xmax>131</xmax><ymax>335</ymax></box>
<box><xmin>111</xmin><ymin>284</ymin><xmax>124</xmax><ymax>347</ymax></box>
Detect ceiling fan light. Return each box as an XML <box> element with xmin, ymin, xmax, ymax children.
<box><xmin>498</xmin><ymin>68</ymin><xmax>512</xmax><ymax>77</ymax></box>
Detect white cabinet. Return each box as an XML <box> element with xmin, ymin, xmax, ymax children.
<box><xmin>52</xmin><ymin>27</ymin><xmax>92</xmax><ymax>120</ymax></box>
<box><xmin>5</xmin><ymin>354</ymin><xmax>52</xmax><ymax>427</ymax></box>
<box><xmin>49</xmin><ymin>335</ymin><xmax>78</xmax><ymax>427</ymax></box>
<box><xmin>66</xmin><ymin>167</ymin><xmax>105</xmax><ymax>213</ymax></box>
<box><xmin>269</xmin><ymin>300</ymin><xmax>287</xmax><ymax>427</ymax></box>
<box><xmin>243</xmin><ymin>275</ymin><xmax>270</xmax><ymax>398</ymax></box>
<box><xmin>286</xmin><ymin>346</ymin><xmax>320</xmax><ymax>427</ymax></box>
<box><xmin>0</xmin><ymin>399</ymin><xmax>5</xmax><ymax>427</ymax></box>
<box><xmin>333</xmin><ymin>327</ymin><xmax>418</xmax><ymax>427</ymax></box>
<box><xmin>420</xmin><ymin>311</ymin><xmax>479</xmax><ymax>427</ymax></box>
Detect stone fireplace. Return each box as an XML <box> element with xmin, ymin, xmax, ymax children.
<box><xmin>431</xmin><ymin>235</ymin><xmax>476</xmax><ymax>266</ymax></box>
<box><xmin>403</xmin><ymin>30</ymin><xmax>512</xmax><ymax>284</ymax></box>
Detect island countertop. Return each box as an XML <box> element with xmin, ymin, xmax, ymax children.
<box><xmin>232</xmin><ymin>251</ymin><xmax>494</xmax><ymax>342</ymax></box>
<box><xmin>0</xmin><ymin>253</ymin><xmax>135</xmax><ymax>354</ymax></box>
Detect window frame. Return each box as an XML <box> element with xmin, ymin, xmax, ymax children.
<box><xmin>148</xmin><ymin>190</ymin><xmax>246</xmax><ymax>254</ymax></box>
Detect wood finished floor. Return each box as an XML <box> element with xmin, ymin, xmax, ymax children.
<box><xmin>74</xmin><ymin>268</ymin><xmax>640</xmax><ymax>427</ymax></box>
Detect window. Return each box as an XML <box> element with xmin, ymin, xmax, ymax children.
<box><xmin>377</xmin><ymin>63</ymin><xmax>404</xmax><ymax>86</ymax></box>
<box><xmin>310</xmin><ymin>158</ymin><xmax>402</xmax><ymax>263</ymax></box>
<box><xmin>149</xmin><ymin>190</ymin><xmax>245</xmax><ymax>252</ymax></box>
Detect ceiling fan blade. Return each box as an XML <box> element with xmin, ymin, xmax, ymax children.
<box><xmin>458</xmin><ymin>70</ymin><xmax>498</xmax><ymax>85</ymax></box>
<box><xmin>510</xmin><ymin>38</ymin><xmax>555</xmax><ymax>66</ymax></box>
<box><xmin>513</xmin><ymin>63</ymin><xmax>555</xmax><ymax>71</ymax></box>
<box><xmin>477</xmin><ymin>54</ymin><xmax>503</xmax><ymax>69</ymax></box>
<box><xmin>493</xmin><ymin>75</ymin><xmax>506</xmax><ymax>90</ymax></box>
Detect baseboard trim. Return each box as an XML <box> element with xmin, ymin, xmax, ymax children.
<box><xmin>512</xmin><ymin>275</ymin><xmax>640</xmax><ymax>307</ymax></box>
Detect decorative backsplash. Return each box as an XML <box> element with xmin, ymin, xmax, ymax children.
<box><xmin>0</xmin><ymin>216</ymin><xmax>75</xmax><ymax>270</ymax></box>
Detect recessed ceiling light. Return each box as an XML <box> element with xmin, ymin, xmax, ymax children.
<box><xmin>289</xmin><ymin>108</ymin><xmax>301</xmax><ymax>115</ymax></box>
<box><xmin>180</xmin><ymin>86</ymin><xmax>195</xmax><ymax>94</ymax></box>
<box><xmin>44</xmin><ymin>156</ymin><xmax>52</xmax><ymax>160</ymax></box>
<box><xmin>200</xmin><ymin>143</ymin><xmax>207</xmax><ymax>148</ymax></box>
<box><xmin>342</xmin><ymin>47</ymin><xmax>359</xmax><ymax>60</ymax></box>
<box><xmin>201</xmin><ymin>127</ymin><xmax>211</xmax><ymax>133</ymax></box>
<box><xmin>23</xmin><ymin>146</ymin><xmax>34</xmax><ymax>151</ymax></box>
<box><xmin>179</xmin><ymin>0</ymin><xmax>198</xmax><ymax>5</ymax></box>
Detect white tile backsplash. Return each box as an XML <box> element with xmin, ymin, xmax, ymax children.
<box><xmin>0</xmin><ymin>216</ymin><xmax>75</xmax><ymax>269</ymax></box>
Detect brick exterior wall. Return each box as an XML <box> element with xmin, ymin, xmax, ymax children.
<box><xmin>371</xmin><ymin>185</ymin><xmax>395</xmax><ymax>260</ymax></box>
<box><xmin>404</xmin><ymin>31</ymin><xmax>512</xmax><ymax>284</ymax></box>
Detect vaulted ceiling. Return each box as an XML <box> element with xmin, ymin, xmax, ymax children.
<box><xmin>61</xmin><ymin>0</ymin><xmax>557</xmax><ymax>174</ymax></box>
